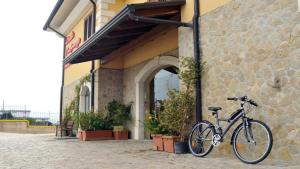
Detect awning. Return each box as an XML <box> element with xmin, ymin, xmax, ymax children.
<box><xmin>64</xmin><ymin>0</ymin><xmax>190</xmax><ymax>65</ymax></box>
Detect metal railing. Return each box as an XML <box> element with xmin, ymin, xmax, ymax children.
<box><xmin>0</xmin><ymin>105</ymin><xmax>59</xmax><ymax>126</ymax></box>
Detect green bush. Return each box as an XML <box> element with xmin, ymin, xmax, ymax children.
<box><xmin>106</xmin><ymin>100</ymin><xmax>131</xmax><ymax>126</ymax></box>
<box><xmin>160</xmin><ymin>90</ymin><xmax>194</xmax><ymax>140</ymax></box>
<box><xmin>158</xmin><ymin>57</ymin><xmax>204</xmax><ymax>140</ymax></box>
<box><xmin>78</xmin><ymin>112</ymin><xmax>112</xmax><ymax>131</ymax></box>
<box><xmin>144</xmin><ymin>112</ymin><xmax>171</xmax><ymax>135</ymax></box>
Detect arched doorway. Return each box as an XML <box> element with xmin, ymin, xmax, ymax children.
<box><xmin>134</xmin><ymin>56</ymin><xmax>179</xmax><ymax>140</ymax></box>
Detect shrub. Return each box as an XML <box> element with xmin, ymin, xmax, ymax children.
<box><xmin>159</xmin><ymin>57</ymin><xmax>204</xmax><ymax>141</ymax></box>
<box><xmin>106</xmin><ymin>100</ymin><xmax>131</xmax><ymax>126</ymax></box>
<box><xmin>160</xmin><ymin>90</ymin><xmax>194</xmax><ymax>140</ymax></box>
<box><xmin>78</xmin><ymin>112</ymin><xmax>112</xmax><ymax>131</ymax></box>
<box><xmin>144</xmin><ymin>112</ymin><xmax>171</xmax><ymax>135</ymax></box>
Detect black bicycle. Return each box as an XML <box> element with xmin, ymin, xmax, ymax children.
<box><xmin>188</xmin><ymin>96</ymin><xmax>273</xmax><ymax>164</ymax></box>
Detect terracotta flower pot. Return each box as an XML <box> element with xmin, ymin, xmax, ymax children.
<box><xmin>82</xmin><ymin>130</ymin><xmax>113</xmax><ymax>141</ymax></box>
<box><xmin>77</xmin><ymin>131</ymin><xmax>83</xmax><ymax>140</ymax></box>
<box><xmin>114</xmin><ymin>130</ymin><xmax>128</xmax><ymax>140</ymax></box>
<box><xmin>162</xmin><ymin>136</ymin><xmax>180</xmax><ymax>153</ymax></box>
<box><xmin>151</xmin><ymin>134</ymin><xmax>164</xmax><ymax>151</ymax></box>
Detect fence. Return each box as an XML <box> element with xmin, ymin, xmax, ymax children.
<box><xmin>0</xmin><ymin>105</ymin><xmax>59</xmax><ymax>126</ymax></box>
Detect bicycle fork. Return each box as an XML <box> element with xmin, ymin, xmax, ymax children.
<box><xmin>243</xmin><ymin>118</ymin><xmax>256</xmax><ymax>144</ymax></box>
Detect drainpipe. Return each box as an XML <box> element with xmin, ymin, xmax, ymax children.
<box><xmin>193</xmin><ymin>0</ymin><xmax>202</xmax><ymax>122</ymax></box>
<box><xmin>89</xmin><ymin>0</ymin><xmax>96</xmax><ymax>112</ymax></box>
<box><xmin>48</xmin><ymin>26</ymin><xmax>66</xmax><ymax>137</ymax></box>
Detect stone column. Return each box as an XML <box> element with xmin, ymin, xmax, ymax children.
<box><xmin>96</xmin><ymin>0</ymin><xmax>116</xmax><ymax>30</ymax></box>
<box><xmin>97</xmin><ymin>68</ymin><xmax>123</xmax><ymax>111</ymax></box>
<box><xmin>134</xmin><ymin>81</ymin><xmax>145</xmax><ymax>140</ymax></box>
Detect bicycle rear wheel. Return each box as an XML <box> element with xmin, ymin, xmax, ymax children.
<box><xmin>232</xmin><ymin>120</ymin><xmax>273</xmax><ymax>164</ymax></box>
<box><xmin>188</xmin><ymin>121</ymin><xmax>214</xmax><ymax>157</ymax></box>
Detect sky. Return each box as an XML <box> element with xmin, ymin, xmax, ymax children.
<box><xmin>0</xmin><ymin>0</ymin><xmax>63</xmax><ymax>113</ymax></box>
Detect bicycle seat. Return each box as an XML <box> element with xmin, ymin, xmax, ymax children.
<box><xmin>208</xmin><ymin>107</ymin><xmax>222</xmax><ymax>111</ymax></box>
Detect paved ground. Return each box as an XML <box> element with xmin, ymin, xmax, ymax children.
<box><xmin>0</xmin><ymin>132</ymin><xmax>299</xmax><ymax>169</ymax></box>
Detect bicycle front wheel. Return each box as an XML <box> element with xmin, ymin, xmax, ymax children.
<box><xmin>188</xmin><ymin>121</ymin><xmax>214</xmax><ymax>157</ymax></box>
<box><xmin>232</xmin><ymin>120</ymin><xmax>273</xmax><ymax>164</ymax></box>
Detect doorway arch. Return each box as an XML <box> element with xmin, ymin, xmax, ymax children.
<box><xmin>134</xmin><ymin>55</ymin><xmax>179</xmax><ymax>140</ymax></box>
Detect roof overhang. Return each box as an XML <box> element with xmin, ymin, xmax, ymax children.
<box><xmin>44</xmin><ymin>0</ymin><xmax>91</xmax><ymax>35</ymax></box>
<box><xmin>63</xmin><ymin>0</ymin><xmax>190</xmax><ymax>65</ymax></box>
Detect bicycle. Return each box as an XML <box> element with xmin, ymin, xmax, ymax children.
<box><xmin>188</xmin><ymin>96</ymin><xmax>273</xmax><ymax>164</ymax></box>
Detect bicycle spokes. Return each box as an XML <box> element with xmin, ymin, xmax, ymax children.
<box><xmin>189</xmin><ymin>122</ymin><xmax>214</xmax><ymax>157</ymax></box>
<box><xmin>233</xmin><ymin>120</ymin><xmax>272</xmax><ymax>163</ymax></box>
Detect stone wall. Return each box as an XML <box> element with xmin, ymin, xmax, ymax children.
<box><xmin>97</xmin><ymin>68</ymin><xmax>123</xmax><ymax>111</ymax></box>
<box><xmin>96</xmin><ymin>0</ymin><xmax>117</xmax><ymax>30</ymax></box>
<box><xmin>123</xmin><ymin>62</ymin><xmax>147</xmax><ymax>138</ymax></box>
<box><xmin>123</xmin><ymin>54</ymin><xmax>179</xmax><ymax>139</ymax></box>
<box><xmin>179</xmin><ymin>0</ymin><xmax>300</xmax><ymax>162</ymax></box>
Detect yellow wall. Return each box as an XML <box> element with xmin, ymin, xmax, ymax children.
<box><xmin>182</xmin><ymin>0</ymin><xmax>232</xmax><ymax>22</ymax></box>
<box><xmin>125</xmin><ymin>0</ymin><xmax>146</xmax><ymax>4</ymax></box>
<box><xmin>64</xmin><ymin>9</ymin><xmax>94</xmax><ymax>86</ymax></box>
<box><xmin>101</xmin><ymin>28</ymin><xmax>178</xmax><ymax>69</ymax></box>
<box><xmin>108</xmin><ymin>0</ymin><xmax>126</xmax><ymax>12</ymax></box>
<box><xmin>123</xmin><ymin>28</ymin><xmax>178</xmax><ymax>68</ymax></box>
<box><xmin>121</xmin><ymin>0</ymin><xmax>231</xmax><ymax>22</ymax></box>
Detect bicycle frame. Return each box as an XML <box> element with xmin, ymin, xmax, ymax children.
<box><xmin>211</xmin><ymin>103</ymin><xmax>251</xmax><ymax>140</ymax></box>
<box><xmin>219</xmin><ymin>111</ymin><xmax>244</xmax><ymax>138</ymax></box>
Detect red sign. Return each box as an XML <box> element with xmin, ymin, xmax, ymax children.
<box><xmin>65</xmin><ymin>31</ymin><xmax>75</xmax><ymax>45</ymax></box>
<box><xmin>65</xmin><ymin>31</ymin><xmax>82</xmax><ymax>57</ymax></box>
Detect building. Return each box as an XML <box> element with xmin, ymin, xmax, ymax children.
<box><xmin>44</xmin><ymin>0</ymin><xmax>300</xmax><ymax>161</ymax></box>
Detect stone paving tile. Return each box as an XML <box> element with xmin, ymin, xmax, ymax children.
<box><xmin>0</xmin><ymin>132</ymin><xmax>299</xmax><ymax>169</ymax></box>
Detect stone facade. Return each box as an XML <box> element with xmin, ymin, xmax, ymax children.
<box><xmin>116</xmin><ymin>53</ymin><xmax>178</xmax><ymax>139</ymax></box>
<box><xmin>97</xmin><ymin>68</ymin><xmax>123</xmax><ymax>111</ymax></box>
<box><xmin>179</xmin><ymin>0</ymin><xmax>300</xmax><ymax>162</ymax></box>
<box><xmin>123</xmin><ymin>61</ymin><xmax>147</xmax><ymax>138</ymax></box>
<box><xmin>96</xmin><ymin>0</ymin><xmax>117</xmax><ymax>30</ymax></box>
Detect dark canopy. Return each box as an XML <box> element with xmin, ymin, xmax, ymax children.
<box><xmin>63</xmin><ymin>0</ymin><xmax>188</xmax><ymax>64</ymax></box>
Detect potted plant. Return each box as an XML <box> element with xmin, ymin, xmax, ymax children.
<box><xmin>144</xmin><ymin>112</ymin><xmax>170</xmax><ymax>151</ymax></box>
<box><xmin>113</xmin><ymin>125</ymin><xmax>128</xmax><ymax>140</ymax></box>
<box><xmin>160</xmin><ymin>90</ymin><xmax>194</xmax><ymax>153</ymax></box>
<box><xmin>160</xmin><ymin>57</ymin><xmax>203</xmax><ymax>153</ymax></box>
<box><xmin>106</xmin><ymin>100</ymin><xmax>131</xmax><ymax>140</ymax></box>
<box><xmin>77</xmin><ymin>112</ymin><xmax>113</xmax><ymax>141</ymax></box>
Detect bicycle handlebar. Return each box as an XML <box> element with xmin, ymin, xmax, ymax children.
<box><xmin>227</xmin><ymin>96</ymin><xmax>258</xmax><ymax>107</ymax></box>
<box><xmin>248</xmin><ymin>99</ymin><xmax>258</xmax><ymax>107</ymax></box>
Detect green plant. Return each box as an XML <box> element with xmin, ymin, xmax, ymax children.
<box><xmin>160</xmin><ymin>90</ymin><xmax>194</xmax><ymax>140</ymax></box>
<box><xmin>106</xmin><ymin>100</ymin><xmax>132</xmax><ymax>126</ymax></box>
<box><xmin>179</xmin><ymin>57</ymin><xmax>205</xmax><ymax>90</ymax></box>
<box><xmin>63</xmin><ymin>106</ymin><xmax>72</xmax><ymax>125</ymax></box>
<box><xmin>63</xmin><ymin>74</ymin><xmax>91</xmax><ymax>127</ymax></box>
<box><xmin>78</xmin><ymin>112</ymin><xmax>112</xmax><ymax>131</ymax></box>
<box><xmin>144</xmin><ymin>112</ymin><xmax>171</xmax><ymax>135</ymax></box>
<box><xmin>159</xmin><ymin>57</ymin><xmax>204</xmax><ymax>141</ymax></box>
<box><xmin>113</xmin><ymin>125</ymin><xmax>124</xmax><ymax>132</ymax></box>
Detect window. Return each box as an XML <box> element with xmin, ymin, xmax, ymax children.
<box><xmin>84</xmin><ymin>13</ymin><xmax>94</xmax><ymax>41</ymax></box>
